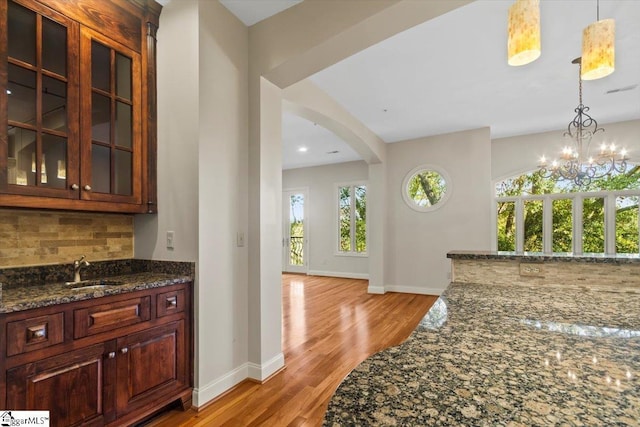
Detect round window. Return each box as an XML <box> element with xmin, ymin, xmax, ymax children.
<box><xmin>402</xmin><ymin>165</ymin><xmax>451</xmax><ymax>212</ymax></box>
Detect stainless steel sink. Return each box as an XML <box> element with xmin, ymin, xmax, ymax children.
<box><xmin>66</xmin><ymin>279</ymin><xmax>126</xmax><ymax>290</ymax></box>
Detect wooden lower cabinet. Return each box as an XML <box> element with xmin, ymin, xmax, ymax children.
<box><xmin>7</xmin><ymin>343</ymin><xmax>111</xmax><ymax>427</ymax></box>
<box><xmin>0</xmin><ymin>283</ymin><xmax>192</xmax><ymax>427</ymax></box>
<box><xmin>116</xmin><ymin>321</ymin><xmax>187</xmax><ymax>416</ymax></box>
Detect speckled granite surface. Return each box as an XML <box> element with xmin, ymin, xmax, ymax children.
<box><xmin>324</xmin><ymin>282</ymin><xmax>640</xmax><ymax>426</ymax></box>
<box><xmin>448</xmin><ymin>250</ymin><xmax>640</xmax><ymax>264</ymax></box>
<box><xmin>0</xmin><ymin>259</ymin><xmax>194</xmax><ymax>313</ymax></box>
<box><xmin>0</xmin><ymin>259</ymin><xmax>194</xmax><ymax>288</ymax></box>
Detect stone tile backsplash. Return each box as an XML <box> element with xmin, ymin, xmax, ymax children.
<box><xmin>0</xmin><ymin>209</ymin><xmax>133</xmax><ymax>267</ymax></box>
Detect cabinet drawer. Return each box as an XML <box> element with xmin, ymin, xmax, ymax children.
<box><xmin>157</xmin><ymin>289</ymin><xmax>185</xmax><ymax>318</ymax></box>
<box><xmin>74</xmin><ymin>296</ymin><xmax>151</xmax><ymax>339</ymax></box>
<box><xmin>7</xmin><ymin>313</ymin><xmax>65</xmax><ymax>357</ymax></box>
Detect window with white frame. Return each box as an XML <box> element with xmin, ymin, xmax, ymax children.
<box><xmin>495</xmin><ymin>166</ymin><xmax>640</xmax><ymax>255</ymax></box>
<box><xmin>337</xmin><ymin>183</ymin><xmax>367</xmax><ymax>255</ymax></box>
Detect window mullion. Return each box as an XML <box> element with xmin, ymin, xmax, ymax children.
<box><xmin>515</xmin><ymin>199</ymin><xmax>524</xmax><ymax>252</ymax></box>
<box><xmin>574</xmin><ymin>195</ymin><xmax>583</xmax><ymax>255</ymax></box>
<box><xmin>604</xmin><ymin>195</ymin><xmax>617</xmax><ymax>255</ymax></box>
<box><xmin>543</xmin><ymin>196</ymin><xmax>553</xmax><ymax>254</ymax></box>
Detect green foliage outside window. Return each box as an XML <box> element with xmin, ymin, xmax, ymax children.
<box><xmin>407</xmin><ymin>171</ymin><xmax>446</xmax><ymax>207</ymax></box>
<box><xmin>339</xmin><ymin>185</ymin><xmax>367</xmax><ymax>253</ymax></box>
<box><xmin>289</xmin><ymin>194</ymin><xmax>304</xmax><ymax>266</ymax></box>
<box><xmin>496</xmin><ymin>166</ymin><xmax>640</xmax><ymax>253</ymax></box>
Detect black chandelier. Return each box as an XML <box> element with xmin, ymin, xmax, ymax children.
<box><xmin>538</xmin><ymin>58</ymin><xmax>627</xmax><ymax>186</ymax></box>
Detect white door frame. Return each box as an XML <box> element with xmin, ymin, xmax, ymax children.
<box><xmin>283</xmin><ymin>188</ymin><xmax>309</xmax><ymax>274</ymax></box>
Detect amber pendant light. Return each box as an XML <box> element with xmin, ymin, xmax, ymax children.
<box><xmin>581</xmin><ymin>0</ymin><xmax>615</xmax><ymax>80</ymax></box>
<box><xmin>508</xmin><ymin>0</ymin><xmax>541</xmax><ymax>66</ymax></box>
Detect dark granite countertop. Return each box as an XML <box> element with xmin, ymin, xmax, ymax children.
<box><xmin>324</xmin><ymin>282</ymin><xmax>640</xmax><ymax>426</ymax></box>
<box><xmin>0</xmin><ymin>272</ymin><xmax>192</xmax><ymax>314</ymax></box>
<box><xmin>0</xmin><ymin>259</ymin><xmax>194</xmax><ymax>314</ymax></box>
<box><xmin>448</xmin><ymin>250</ymin><xmax>640</xmax><ymax>264</ymax></box>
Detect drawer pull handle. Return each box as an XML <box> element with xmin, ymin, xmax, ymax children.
<box><xmin>107</xmin><ymin>352</ymin><xmax>116</xmax><ymax>359</ymax></box>
<box><xmin>166</xmin><ymin>296</ymin><xmax>178</xmax><ymax>308</ymax></box>
<box><xmin>27</xmin><ymin>324</ymin><xmax>48</xmax><ymax>342</ymax></box>
<box><xmin>121</xmin><ymin>347</ymin><xmax>128</xmax><ymax>354</ymax></box>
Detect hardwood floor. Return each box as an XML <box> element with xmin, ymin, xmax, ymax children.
<box><xmin>144</xmin><ymin>274</ymin><xmax>437</xmax><ymax>427</ymax></box>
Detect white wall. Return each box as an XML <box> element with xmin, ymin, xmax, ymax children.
<box><xmin>135</xmin><ymin>0</ymin><xmax>250</xmax><ymax>407</ymax></box>
<box><xmin>386</xmin><ymin>128</ymin><xmax>493</xmax><ymax>295</ymax></box>
<box><xmin>135</xmin><ymin>0</ymin><xmax>199</xmax><ymax>262</ymax></box>
<box><xmin>283</xmin><ymin>161</ymin><xmax>370</xmax><ymax>278</ymax></box>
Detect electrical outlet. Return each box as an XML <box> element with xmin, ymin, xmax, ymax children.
<box><xmin>237</xmin><ymin>232</ymin><xmax>245</xmax><ymax>247</ymax></box>
<box><xmin>166</xmin><ymin>231</ymin><xmax>175</xmax><ymax>249</ymax></box>
<box><xmin>520</xmin><ymin>262</ymin><xmax>543</xmax><ymax>277</ymax></box>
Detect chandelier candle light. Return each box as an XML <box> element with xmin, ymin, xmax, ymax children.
<box><xmin>539</xmin><ymin>58</ymin><xmax>627</xmax><ymax>187</ymax></box>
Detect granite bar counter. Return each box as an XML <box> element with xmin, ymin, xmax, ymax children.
<box><xmin>447</xmin><ymin>250</ymin><xmax>640</xmax><ymax>264</ymax></box>
<box><xmin>447</xmin><ymin>251</ymin><xmax>640</xmax><ymax>289</ymax></box>
<box><xmin>0</xmin><ymin>259</ymin><xmax>194</xmax><ymax>313</ymax></box>
<box><xmin>324</xmin><ymin>281</ymin><xmax>640</xmax><ymax>426</ymax></box>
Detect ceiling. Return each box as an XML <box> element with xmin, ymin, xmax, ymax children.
<box><xmin>218</xmin><ymin>0</ymin><xmax>303</xmax><ymax>26</ymax></box>
<box><xmin>157</xmin><ymin>0</ymin><xmax>640</xmax><ymax>170</ymax></box>
<box><xmin>283</xmin><ymin>0</ymin><xmax>640</xmax><ymax>169</ymax></box>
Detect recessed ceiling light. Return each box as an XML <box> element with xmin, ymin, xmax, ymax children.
<box><xmin>6</xmin><ymin>89</ymin><xmax>11</xmax><ymax>95</ymax></box>
<box><xmin>298</xmin><ymin>147</ymin><xmax>308</xmax><ymax>153</ymax></box>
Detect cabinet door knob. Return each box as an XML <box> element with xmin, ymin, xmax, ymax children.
<box><xmin>71</xmin><ymin>184</ymin><xmax>79</xmax><ymax>190</ymax></box>
<box><xmin>107</xmin><ymin>351</ymin><xmax>116</xmax><ymax>359</ymax></box>
<box><xmin>120</xmin><ymin>347</ymin><xmax>128</xmax><ymax>354</ymax></box>
<box><xmin>166</xmin><ymin>296</ymin><xmax>178</xmax><ymax>308</ymax></box>
<box><xmin>84</xmin><ymin>185</ymin><xmax>92</xmax><ymax>191</ymax></box>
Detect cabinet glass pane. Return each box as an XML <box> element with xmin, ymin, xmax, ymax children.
<box><xmin>91</xmin><ymin>42</ymin><xmax>110</xmax><ymax>91</ymax></box>
<box><xmin>42</xmin><ymin>77</ymin><xmax>67</xmax><ymax>132</ymax></box>
<box><xmin>116</xmin><ymin>53</ymin><xmax>132</xmax><ymax>100</ymax></box>
<box><xmin>92</xmin><ymin>93</ymin><xmax>111</xmax><ymax>143</ymax></box>
<box><xmin>42</xmin><ymin>18</ymin><xmax>67</xmax><ymax>76</ymax></box>
<box><xmin>7</xmin><ymin>128</ymin><xmax>36</xmax><ymax>186</ymax></box>
<box><xmin>91</xmin><ymin>144</ymin><xmax>111</xmax><ymax>193</ymax></box>
<box><xmin>42</xmin><ymin>134</ymin><xmax>67</xmax><ymax>189</ymax></box>
<box><xmin>8</xmin><ymin>2</ymin><xmax>36</xmax><ymax>65</ymax></box>
<box><xmin>115</xmin><ymin>102</ymin><xmax>132</xmax><ymax>148</ymax></box>
<box><xmin>114</xmin><ymin>150</ymin><xmax>132</xmax><ymax>196</ymax></box>
<box><xmin>8</xmin><ymin>65</ymin><xmax>36</xmax><ymax>124</ymax></box>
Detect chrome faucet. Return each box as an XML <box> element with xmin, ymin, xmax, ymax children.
<box><xmin>72</xmin><ymin>255</ymin><xmax>91</xmax><ymax>283</ymax></box>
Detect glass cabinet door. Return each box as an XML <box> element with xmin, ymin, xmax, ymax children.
<box><xmin>5</xmin><ymin>0</ymin><xmax>78</xmax><ymax>197</ymax></box>
<box><xmin>80</xmin><ymin>28</ymin><xmax>141</xmax><ymax>204</ymax></box>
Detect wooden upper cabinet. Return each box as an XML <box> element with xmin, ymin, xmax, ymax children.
<box><xmin>0</xmin><ymin>0</ymin><xmax>160</xmax><ymax>213</ymax></box>
<box><xmin>80</xmin><ymin>28</ymin><xmax>142</xmax><ymax>205</ymax></box>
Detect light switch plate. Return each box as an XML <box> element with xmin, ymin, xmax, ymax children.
<box><xmin>166</xmin><ymin>231</ymin><xmax>175</xmax><ymax>249</ymax></box>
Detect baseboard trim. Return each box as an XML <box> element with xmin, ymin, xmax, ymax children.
<box><xmin>384</xmin><ymin>285</ymin><xmax>444</xmax><ymax>295</ymax></box>
<box><xmin>193</xmin><ymin>352</ymin><xmax>285</xmax><ymax>408</ymax></box>
<box><xmin>247</xmin><ymin>352</ymin><xmax>285</xmax><ymax>382</ymax></box>
<box><xmin>367</xmin><ymin>285</ymin><xmax>385</xmax><ymax>294</ymax></box>
<box><xmin>308</xmin><ymin>270</ymin><xmax>369</xmax><ymax>280</ymax></box>
<box><xmin>192</xmin><ymin>363</ymin><xmax>248</xmax><ymax>408</ymax></box>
